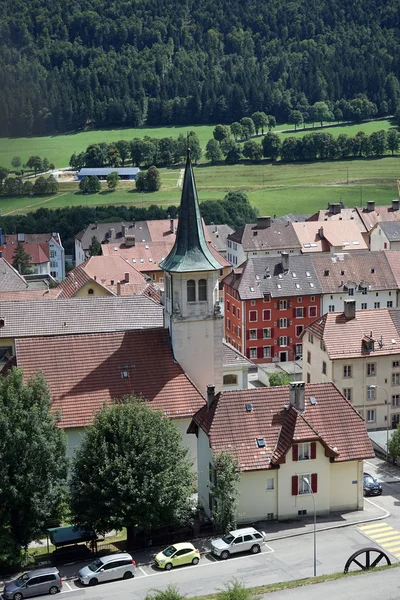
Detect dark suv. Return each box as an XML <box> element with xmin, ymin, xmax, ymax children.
<box><xmin>3</xmin><ymin>567</ymin><xmax>62</xmax><ymax>600</ymax></box>
<box><xmin>363</xmin><ymin>473</ymin><xmax>382</xmax><ymax>496</ymax></box>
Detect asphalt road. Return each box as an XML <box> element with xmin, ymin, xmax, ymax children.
<box><xmin>4</xmin><ymin>457</ymin><xmax>400</xmax><ymax>600</ymax></box>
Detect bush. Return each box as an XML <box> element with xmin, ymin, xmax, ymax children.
<box><xmin>144</xmin><ymin>586</ymin><xmax>185</xmax><ymax>600</ymax></box>
<box><xmin>219</xmin><ymin>580</ymin><xmax>257</xmax><ymax>600</ymax></box>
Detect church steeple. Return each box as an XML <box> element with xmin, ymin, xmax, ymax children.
<box><xmin>160</xmin><ymin>149</ymin><xmax>223</xmax><ymax>272</ymax></box>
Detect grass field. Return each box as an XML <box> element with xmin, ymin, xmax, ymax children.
<box><xmin>2</xmin><ymin>157</ymin><xmax>398</xmax><ymax>217</ymax></box>
<box><xmin>0</xmin><ymin>119</ymin><xmax>396</xmax><ymax>170</ymax></box>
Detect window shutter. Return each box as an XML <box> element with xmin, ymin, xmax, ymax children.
<box><xmin>246</xmin><ymin>349</ymin><xmax>250</xmax><ymax>359</ymax></box>
<box><xmin>292</xmin><ymin>445</ymin><xmax>298</xmax><ymax>461</ymax></box>
<box><xmin>291</xmin><ymin>475</ymin><xmax>298</xmax><ymax>496</ymax></box>
<box><xmin>311</xmin><ymin>473</ymin><xmax>318</xmax><ymax>493</ymax></box>
<box><xmin>293</xmin><ymin>308</ymin><xmax>297</xmax><ymax>318</ymax></box>
<box><xmin>257</xmin><ymin>328</ymin><xmax>263</xmax><ymax>339</ymax></box>
<box><xmin>246</xmin><ymin>329</ymin><xmax>250</xmax><ymax>340</ymax></box>
<box><xmin>270</xmin><ymin>327</ymin><xmax>274</xmax><ymax>337</ymax></box>
<box><xmin>310</xmin><ymin>442</ymin><xmax>316</xmax><ymax>459</ymax></box>
<box><xmin>257</xmin><ymin>346</ymin><xmax>263</xmax><ymax>359</ymax></box>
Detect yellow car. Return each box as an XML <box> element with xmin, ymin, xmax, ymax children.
<box><xmin>154</xmin><ymin>542</ymin><xmax>200</xmax><ymax>570</ymax></box>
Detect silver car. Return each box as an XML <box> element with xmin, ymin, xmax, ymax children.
<box><xmin>78</xmin><ymin>553</ymin><xmax>136</xmax><ymax>586</ymax></box>
<box><xmin>3</xmin><ymin>567</ymin><xmax>62</xmax><ymax>600</ymax></box>
<box><xmin>211</xmin><ymin>527</ymin><xmax>266</xmax><ymax>559</ymax></box>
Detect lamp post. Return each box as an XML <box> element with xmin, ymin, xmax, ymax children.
<box><xmin>302</xmin><ymin>476</ymin><xmax>317</xmax><ymax>577</ymax></box>
<box><xmin>368</xmin><ymin>385</ymin><xmax>390</xmax><ymax>460</ymax></box>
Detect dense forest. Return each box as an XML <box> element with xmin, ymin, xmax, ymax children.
<box><xmin>1</xmin><ymin>0</ymin><xmax>400</xmax><ymax>136</ymax></box>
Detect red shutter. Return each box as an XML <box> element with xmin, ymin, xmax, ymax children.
<box><xmin>310</xmin><ymin>442</ymin><xmax>316</xmax><ymax>459</ymax></box>
<box><xmin>257</xmin><ymin>346</ymin><xmax>263</xmax><ymax>359</ymax></box>
<box><xmin>292</xmin><ymin>445</ymin><xmax>298</xmax><ymax>461</ymax></box>
<box><xmin>311</xmin><ymin>473</ymin><xmax>318</xmax><ymax>493</ymax></box>
<box><xmin>291</xmin><ymin>475</ymin><xmax>298</xmax><ymax>496</ymax></box>
<box><xmin>246</xmin><ymin>349</ymin><xmax>250</xmax><ymax>359</ymax></box>
<box><xmin>246</xmin><ymin>329</ymin><xmax>250</xmax><ymax>340</ymax></box>
<box><xmin>257</xmin><ymin>328</ymin><xmax>263</xmax><ymax>339</ymax></box>
<box><xmin>270</xmin><ymin>327</ymin><xmax>274</xmax><ymax>337</ymax></box>
<box><xmin>293</xmin><ymin>308</ymin><xmax>297</xmax><ymax>318</ymax></box>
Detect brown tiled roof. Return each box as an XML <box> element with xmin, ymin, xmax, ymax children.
<box><xmin>0</xmin><ymin>290</ymin><xmax>55</xmax><ymax>301</ymax></box>
<box><xmin>0</xmin><ymin>296</ymin><xmax>163</xmax><ymax>338</ymax></box>
<box><xmin>55</xmin><ymin>265</ymin><xmax>104</xmax><ymax>299</ymax></box>
<box><xmin>384</xmin><ymin>251</ymin><xmax>400</xmax><ymax>287</ymax></box>
<box><xmin>102</xmin><ymin>241</ymin><xmax>174</xmax><ymax>273</ymax></box>
<box><xmin>16</xmin><ymin>329</ymin><xmax>205</xmax><ymax>428</ymax></box>
<box><xmin>228</xmin><ymin>222</ymin><xmax>301</xmax><ymax>252</ymax></box>
<box><xmin>292</xmin><ymin>221</ymin><xmax>368</xmax><ymax>253</ymax></box>
<box><xmin>305</xmin><ymin>308</ymin><xmax>400</xmax><ymax>359</ymax></box>
<box><xmin>0</xmin><ymin>258</ymin><xmax>28</xmax><ymax>292</ymax></box>
<box><xmin>77</xmin><ymin>221</ymin><xmax>151</xmax><ymax>249</ymax></box>
<box><xmin>307</xmin><ymin>208</ymin><xmax>367</xmax><ymax>233</ymax></box>
<box><xmin>191</xmin><ymin>383</ymin><xmax>373</xmax><ymax>471</ymax></box>
<box><xmin>356</xmin><ymin>204</ymin><xmax>400</xmax><ymax>231</ymax></box>
<box><xmin>2</xmin><ymin>242</ymin><xmax>49</xmax><ymax>265</ymax></box>
<box><xmin>225</xmin><ymin>254</ymin><xmax>321</xmax><ymax>300</ymax></box>
<box><xmin>311</xmin><ymin>251</ymin><xmax>397</xmax><ymax>293</ymax></box>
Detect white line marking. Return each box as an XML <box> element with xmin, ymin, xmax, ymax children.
<box><xmin>139</xmin><ymin>566</ymin><xmax>148</xmax><ymax>577</ymax></box>
<box><xmin>207</xmin><ymin>554</ymin><xmax>217</xmax><ymax>562</ymax></box>
<box><xmin>64</xmin><ymin>582</ymin><xmax>73</xmax><ymax>591</ymax></box>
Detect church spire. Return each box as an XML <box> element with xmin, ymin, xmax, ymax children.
<box><xmin>160</xmin><ymin>148</ymin><xmax>223</xmax><ymax>272</ymax></box>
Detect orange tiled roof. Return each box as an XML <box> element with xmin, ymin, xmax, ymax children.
<box><xmin>2</xmin><ymin>242</ymin><xmax>49</xmax><ymax>265</ymax></box>
<box><xmin>190</xmin><ymin>383</ymin><xmax>373</xmax><ymax>471</ymax></box>
<box><xmin>16</xmin><ymin>329</ymin><xmax>205</xmax><ymax>428</ymax></box>
<box><xmin>292</xmin><ymin>221</ymin><xmax>368</xmax><ymax>253</ymax></box>
<box><xmin>102</xmin><ymin>241</ymin><xmax>174</xmax><ymax>272</ymax></box>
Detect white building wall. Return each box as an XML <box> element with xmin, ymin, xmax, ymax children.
<box><xmin>175</xmin><ymin>417</ymin><xmax>199</xmax><ymax>471</ymax></box>
<box><xmin>49</xmin><ymin>238</ymin><xmax>65</xmax><ymax>281</ymax></box>
<box><xmin>237</xmin><ymin>470</ymin><xmax>278</xmax><ymax>522</ymax></box>
<box><xmin>222</xmin><ymin>366</ymin><xmax>248</xmax><ymax>390</ymax></box>
<box><xmin>321</xmin><ymin>290</ymin><xmax>396</xmax><ymax>314</ymax></box>
<box><xmin>370</xmin><ymin>227</ymin><xmax>390</xmax><ymax>252</ymax></box>
<box><xmin>75</xmin><ymin>239</ymin><xmax>86</xmax><ymax>266</ymax></box>
<box><xmin>329</xmin><ymin>460</ymin><xmax>361</xmax><ymax>511</ymax></box>
<box><xmin>196</xmin><ymin>427</ymin><xmax>213</xmax><ymax>514</ymax></box>
<box><xmin>65</xmin><ymin>427</ymin><xmax>86</xmax><ymax>459</ymax></box>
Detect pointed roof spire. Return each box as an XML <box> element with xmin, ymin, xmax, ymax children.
<box><xmin>160</xmin><ymin>148</ymin><xmax>223</xmax><ymax>272</ymax></box>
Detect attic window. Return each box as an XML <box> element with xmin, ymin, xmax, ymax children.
<box><xmin>371</xmin><ymin>268</ymin><xmax>375</xmax><ymax>273</ymax></box>
<box><xmin>309</xmin><ymin>396</ymin><xmax>317</xmax><ymax>406</ymax></box>
<box><xmin>245</xmin><ymin>403</ymin><xmax>253</xmax><ymax>412</ymax></box>
<box><xmin>145</xmin><ymin>245</ymin><xmax>149</xmax><ymax>249</ymax></box>
<box><xmin>256</xmin><ymin>275</ymin><xmax>260</xmax><ymax>280</ymax></box>
<box><xmin>253</xmin><ymin>231</ymin><xmax>258</xmax><ymax>236</ymax></box>
<box><xmin>132</xmin><ymin>259</ymin><xmax>136</xmax><ymax>263</ymax></box>
<box><xmin>306</xmin><ymin>271</ymin><xmax>311</xmax><ymax>277</ymax></box>
<box><xmin>324</xmin><ymin>270</ymin><xmax>329</xmax><ymax>276</ymax></box>
<box><xmin>140</xmin><ymin>258</ymin><xmax>144</xmax><ymax>263</ymax></box>
<box><xmin>256</xmin><ymin>438</ymin><xmax>266</xmax><ymax>448</ymax></box>
<box><xmin>295</xmin><ymin>283</ymin><xmax>300</xmax><ymax>289</ymax></box>
<box><xmin>148</xmin><ymin>258</ymin><xmax>153</xmax><ymax>262</ymax></box>
<box><xmin>309</xmin><ymin>282</ymin><xmax>315</xmax><ymax>288</ymax></box>
<box><xmin>292</xmin><ymin>272</ymin><xmax>297</xmax><ymax>278</ymax></box>
<box><xmin>121</xmin><ymin>370</ymin><xmax>129</xmax><ymax>379</ymax></box>
<box><xmin>277</xmin><ymin>284</ymin><xmax>282</xmax><ymax>289</ymax></box>
<box><xmin>278</xmin><ymin>273</ymin><xmax>283</xmax><ymax>279</ymax></box>
<box><xmin>250</xmin><ymin>287</ymin><xmax>255</xmax><ymax>292</ymax></box>
<box><xmin>0</xmin><ymin>318</ymin><xmax>5</xmax><ymax>328</ymax></box>
<box><xmin>114</xmin><ymin>246</ymin><xmax>118</xmax><ymax>251</ymax></box>
<box><xmin>353</xmin><ymin>241</ymin><xmax>360</xmax><ymax>245</ymax></box>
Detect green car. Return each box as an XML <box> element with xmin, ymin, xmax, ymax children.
<box><xmin>154</xmin><ymin>542</ymin><xmax>200</xmax><ymax>570</ymax></box>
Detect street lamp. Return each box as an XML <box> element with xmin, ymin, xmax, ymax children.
<box><xmin>302</xmin><ymin>476</ymin><xmax>317</xmax><ymax>577</ymax></box>
<box><xmin>368</xmin><ymin>385</ymin><xmax>390</xmax><ymax>460</ymax></box>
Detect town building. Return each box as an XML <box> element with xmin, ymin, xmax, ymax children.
<box><xmin>1</xmin><ymin>232</ymin><xmax>65</xmax><ymax>281</ymax></box>
<box><xmin>77</xmin><ymin>167</ymin><xmax>140</xmax><ymax>181</ymax></box>
<box><xmin>302</xmin><ymin>301</ymin><xmax>400</xmax><ymax>430</ymax></box>
<box><xmin>222</xmin><ymin>253</ymin><xmax>322</xmax><ymax>363</ymax></box>
<box><xmin>356</xmin><ymin>200</ymin><xmax>400</xmax><ymax>234</ymax></box>
<box><xmin>370</xmin><ymin>221</ymin><xmax>400</xmax><ymax>251</ymax></box>
<box><xmin>308</xmin><ymin>203</ymin><xmax>367</xmax><ymax>235</ymax></box>
<box><xmin>292</xmin><ymin>220</ymin><xmax>368</xmax><ymax>254</ymax></box>
<box><xmin>226</xmin><ymin>217</ymin><xmax>301</xmax><ymax>266</ymax></box>
<box><xmin>205</xmin><ymin>224</ymin><xmax>234</xmax><ymax>258</ymax></box>
<box><xmin>189</xmin><ymin>381</ymin><xmax>373</xmax><ymax>521</ymax></box>
<box><xmin>311</xmin><ymin>251</ymin><xmax>398</xmax><ymax>314</ymax></box>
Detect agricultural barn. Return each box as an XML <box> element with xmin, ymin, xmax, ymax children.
<box><xmin>77</xmin><ymin>167</ymin><xmax>140</xmax><ymax>181</ymax></box>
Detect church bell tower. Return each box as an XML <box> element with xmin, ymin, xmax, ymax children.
<box><xmin>160</xmin><ymin>149</ymin><xmax>224</xmax><ymax>394</ymax></box>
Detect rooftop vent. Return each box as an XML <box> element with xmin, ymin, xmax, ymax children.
<box><xmin>392</xmin><ymin>199</ymin><xmax>400</xmax><ymax>211</ymax></box>
<box><xmin>256</xmin><ymin>438</ymin><xmax>266</xmax><ymax>448</ymax></box>
<box><xmin>367</xmin><ymin>201</ymin><xmax>375</xmax><ymax>212</ymax></box>
<box><xmin>245</xmin><ymin>402</ymin><xmax>253</xmax><ymax>412</ymax></box>
<box><xmin>256</xmin><ymin>216</ymin><xmax>271</xmax><ymax>229</ymax></box>
<box><xmin>324</xmin><ymin>269</ymin><xmax>329</xmax><ymax>276</ymax></box>
<box><xmin>310</xmin><ymin>396</ymin><xmax>317</xmax><ymax>406</ymax></box>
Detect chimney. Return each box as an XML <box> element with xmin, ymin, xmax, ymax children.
<box><xmin>170</xmin><ymin>218</ymin><xmax>174</xmax><ymax>233</ymax></box>
<box><xmin>328</xmin><ymin>203</ymin><xmax>334</xmax><ymax>214</ymax></box>
<box><xmin>333</xmin><ymin>203</ymin><xmax>341</xmax><ymax>214</ymax></box>
<box><xmin>17</xmin><ymin>232</ymin><xmax>25</xmax><ymax>242</ymax></box>
<box><xmin>94</xmin><ymin>221</ymin><xmax>98</xmax><ymax>229</ymax></box>
<box><xmin>289</xmin><ymin>381</ymin><xmax>305</xmax><ymax>413</ymax></box>
<box><xmin>281</xmin><ymin>251</ymin><xmax>289</xmax><ymax>271</ymax></box>
<box><xmin>111</xmin><ymin>279</ymin><xmax>114</xmax><ymax>285</ymax></box>
<box><xmin>318</xmin><ymin>226</ymin><xmax>324</xmax><ymax>239</ymax></box>
<box><xmin>207</xmin><ymin>384</ymin><xmax>215</xmax><ymax>409</ymax></box>
<box><xmin>125</xmin><ymin>272</ymin><xmax>130</xmax><ymax>283</ymax></box>
<box><xmin>367</xmin><ymin>201</ymin><xmax>375</xmax><ymax>212</ymax></box>
<box><xmin>392</xmin><ymin>199</ymin><xmax>400</xmax><ymax>212</ymax></box>
<box><xmin>256</xmin><ymin>216</ymin><xmax>271</xmax><ymax>229</ymax></box>
<box><xmin>343</xmin><ymin>298</ymin><xmax>356</xmax><ymax>320</ymax></box>
<box><xmin>125</xmin><ymin>235</ymin><xmax>135</xmax><ymax>247</ymax></box>
<box><xmin>108</xmin><ymin>227</ymin><xmax>114</xmax><ymax>240</ymax></box>
<box><xmin>117</xmin><ymin>281</ymin><xmax>121</xmax><ymax>296</ymax></box>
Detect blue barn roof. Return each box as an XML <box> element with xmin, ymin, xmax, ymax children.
<box><xmin>78</xmin><ymin>167</ymin><xmax>140</xmax><ymax>176</ymax></box>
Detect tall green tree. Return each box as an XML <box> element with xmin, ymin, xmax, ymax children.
<box><xmin>0</xmin><ymin>368</ymin><xmax>67</xmax><ymax>561</ymax></box>
<box><xmin>106</xmin><ymin>171</ymin><xmax>119</xmax><ymax>190</ymax></box>
<box><xmin>388</xmin><ymin>425</ymin><xmax>400</xmax><ymax>462</ymax></box>
<box><xmin>88</xmin><ymin>235</ymin><xmax>102</xmax><ymax>256</ymax></box>
<box><xmin>11</xmin><ymin>156</ymin><xmax>21</xmax><ymax>170</ymax></box>
<box><xmin>26</xmin><ymin>156</ymin><xmax>42</xmax><ymax>175</ymax></box>
<box><xmin>269</xmin><ymin>372</ymin><xmax>292</xmax><ymax>386</ymax></box>
<box><xmin>205</xmin><ymin>138</ymin><xmax>223</xmax><ymax>163</ymax></box>
<box><xmin>213</xmin><ymin>124</ymin><xmax>230</xmax><ymax>144</ymax></box>
<box><xmin>387</xmin><ymin>130</ymin><xmax>400</xmax><ymax>155</ymax></box>
<box><xmin>0</xmin><ymin>166</ymin><xmax>8</xmax><ymax>182</ymax></box>
<box><xmin>210</xmin><ymin>451</ymin><xmax>240</xmax><ymax>534</ymax></box>
<box><xmin>289</xmin><ymin>110</ymin><xmax>304</xmax><ymax>130</ymax></box>
<box><xmin>239</xmin><ymin>117</ymin><xmax>255</xmax><ymax>139</ymax></box>
<box><xmin>311</xmin><ymin>102</ymin><xmax>332</xmax><ymax>127</ymax></box>
<box><xmin>251</xmin><ymin>112</ymin><xmax>268</xmax><ymax>134</ymax></box>
<box><xmin>12</xmin><ymin>241</ymin><xmax>32</xmax><ymax>274</ymax></box>
<box><xmin>70</xmin><ymin>400</ymin><xmax>194</xmax><ymax>545</ymax></box>
<box><xmin>262</xmin><ymin>132</ymin><xmax>281</xmax><ymax>160</ymax></box>
<box><xmin>230</xmin><ymin>122</ymin><xmax>243</xmax><ymax>140</ymax></box>
<box><xmin>146</xmin><ymin>165</ymin><xmax>161</xmax><ymax>191</ymax></box>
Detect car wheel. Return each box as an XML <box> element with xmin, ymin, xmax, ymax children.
<box><xmin>165</xmin><ymin>563</ymin><xmax>173</xmax><ymax>571</ymax></box>
<box><xmin>13</xmin><ymin>594</ymin><xmax>23</xmax><ymax>600</ymax></box>
<box><xmin>251</xmin><ymin>544</ymin><xmax>260</xmax><ymax>554</ymax></box>
<box><xmin>192</xmin><ymin>557</ymin><xmax>199</xmax><ymax>565</ymax></box>
<box><xmin>49</xmin><ymin>586</ymin><xmax>59</xmax><ymax>595</ymax></box>
<box><xmin>221</xmin><ymin>550</ymin><xmax>230</xmax><ymax>560</ymax></box>
<box><xmin>123</xmin><ymin>571</ymin><xmax>134</xmax><ymax>580</ymax></box>
<box><xmin>88</xmin><ymin>578</ymin><xmax>98</xmax><ymax>586</ymax></box>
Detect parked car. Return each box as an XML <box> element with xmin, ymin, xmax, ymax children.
<box><xmin>154</xmin><ymin>542</ymin><xmax>200</xmax><ymax>570</ymax></box>
<box><xmin>363</xmin><ymin>473</ymin><xmax>382</xmax><ymax>496</ymax></box>
<box><xmin>78</xmin><ymin>553</ymin><xmax>136</xmax><ymax>586</ymax></box>
<box><xmin>211</xmin><ymin>527</ymin><xmax>266</xmax><ymax>559</ymax></box>
<box><xmin>3</xmin><ymin>567</ymin><xmax>62</xmax><ymax>600</ymax></box>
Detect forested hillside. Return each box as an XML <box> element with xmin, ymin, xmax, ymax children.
<box><xmin>1</xmin><ymin>0</ymin><xmax>400</xmax><ymax>136</ymax></box>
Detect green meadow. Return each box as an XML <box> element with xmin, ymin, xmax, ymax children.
<box><xmin>1</xmin><ymin>157</ymin><xmax>398</xmax><ymax>217</ymax></box>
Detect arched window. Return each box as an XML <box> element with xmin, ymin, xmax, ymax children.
<box><xmin>223</xmin><ymin>374</ymin><xmax>238</xmax><ymax>385</ymax></box>
<box><xmin>187</xmin><ymin>279</ymin><xmax>196</xmax><ymax>302</ymax></box>
<box><xmin>198</xmin><ymin>279</ymin><xmax>207</xmax><ymax>301</ymax></box>
<box><xmin>88</xmin><ymin>288</ymin><xmax>94</xmax><ymax>295</ymax></box>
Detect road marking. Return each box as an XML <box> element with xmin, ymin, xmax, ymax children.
<box><xmin>382</xmin><ymin>541</ymin><xmax>400</xmax><ymax>549</ymax></box>
<box><xmin>358</xmin><ymin>522</ymin><xmax>400</xmax><ymax>559</ymax></box>
<box><xmin>139</xmin><ymin>566</ymin><xmax>148</xmax><ymax>576</ymax></box>
<box><xmin>207</xmin><ymin>554</ymin><xmax>217</xmax><ymax>562</ymax></box>
<box><xmin>358</xmin><ymin>522</ymin><xmax>390</xmax><ymax>530</ymax></box>
<box><xmin>373</xmin><ymin>533</ymin><xmax>400</xmax><ymax>542</ymax></box>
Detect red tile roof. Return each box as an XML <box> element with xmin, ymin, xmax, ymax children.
<box><xmin>15</xmin><ymin>329</ymin><xmax>205</xmax><ymax>428</ymax></box>
<box><xmin>306</xmin><ymin>308</ymin><xmax>400</xmax><ymax>359</ymax></box>
<box><xmin>2</xmin><ymin>242</ymin><xmax>49</xmax><ymax>265</ymax></box>
<box><xmin>356</xmin><ymin>204</ymin><xmax>400</xmax><ymax>231</ymax></box>
<box><xmin>190</xmin><ymin>383</ymin><xmax>373</xmax><ymax>471</ymax></box>
<box><xmin>292</xmin><ymin>221</ymin><xmax>368</xmax><ymax>252</ymax></box>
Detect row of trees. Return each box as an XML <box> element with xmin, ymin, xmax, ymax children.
<box><xmin>78</xmin><ymin>167</ymin><xmax>162</xmax><ymax>193</ymax></box>
<box><xmin>204</xmin><ymin>129</ymin><xmax>400</xmax><ymax>165</ymax></box>
<box><xmin>70</xmin><ymin>132</ymin><xmax>201</xmax><ymax>170</ymax></box>
<box><xmin>0</xmin><ymin>175</ymin><xmax>59</xmax><ymax>197</ymax></box>
<box><xmin>0</xmin><ymin>191</ymin><xmax>257</xmax><ymax>255</ymax></box>
<box><xmin>0</xmin><ymin>368</ymin><xmax>240</xmax><ymax>567</ymax></box>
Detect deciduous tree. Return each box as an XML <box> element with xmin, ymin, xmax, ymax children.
<box><xmin>146</xmin><ymin>165</ymin><xmax>161</xmax><ymax>191</ymax></box>
<box><xmin>27</xmin><ymin>156</ymin><xmax>42</xmax><ymax>175</ymax></box>
<box><xmin>106</xmin><ymin>171</ymin><xmax>119</xmax><ymax>190</ymax></box>
<box><xmin>210</xmin><ymin>451</ymin><xmax>240</xmax><ymax>533</ymax></box>
<box><xmin>12</xmin><ymin>241</ymin><xmax>32</xmax><ymax>274</ymax></box>
<box><xmin>205</xmin><ymin>138</ymin><xmax>223</xmax><ymax>163</ymax></box>
<box><xmin>213</xmin><ymin>124</ymin><xmax>230</xmax><ymax>144</ymax></box>
<box><xmin>262</xmin><ymin>132</ymin><xmax>281</xmax><ymax>160</ymax></box>
<box><xmin>289</xmin><ymin>110</ymin><xmax>303</xmax><ymax>130</ymax></box>
<box><xmin>11</xmin><ymin>156</ymin><xmax>21</xmax><ymax>170</ymax></box>
<box><xmin>70</xmin><ymin>400</ymin><xmax>194</xmax><ymax>545</ymax></box>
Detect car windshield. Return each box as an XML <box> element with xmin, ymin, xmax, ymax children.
<box><xmin>163</xmin><ymin>546</ymin><xmax>177</xmax><ymax>557</ymax></box>
<box><xmin>15</xmin><ymin>574</ymin><xmax>29</xmax><ymax>586</ymax></box>
<box><xmin>221</xmin><ymin>534</ymin><xmax>234</xmax><ymax>544</ymax></box>
<box><xmin>364</xmin><ymin>476</ymin><xmax>375</xmax><ymax>484</ymax></box>
<box><xmin>88</xmin><ymin>559</ymin><xmax>103</xmax><ymax>572</ymax></box>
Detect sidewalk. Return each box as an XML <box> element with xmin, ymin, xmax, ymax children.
<box><xmin>55</xmin><ymin>499</ymin><xmax>388</xmax><ymax>581</ymax></box>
